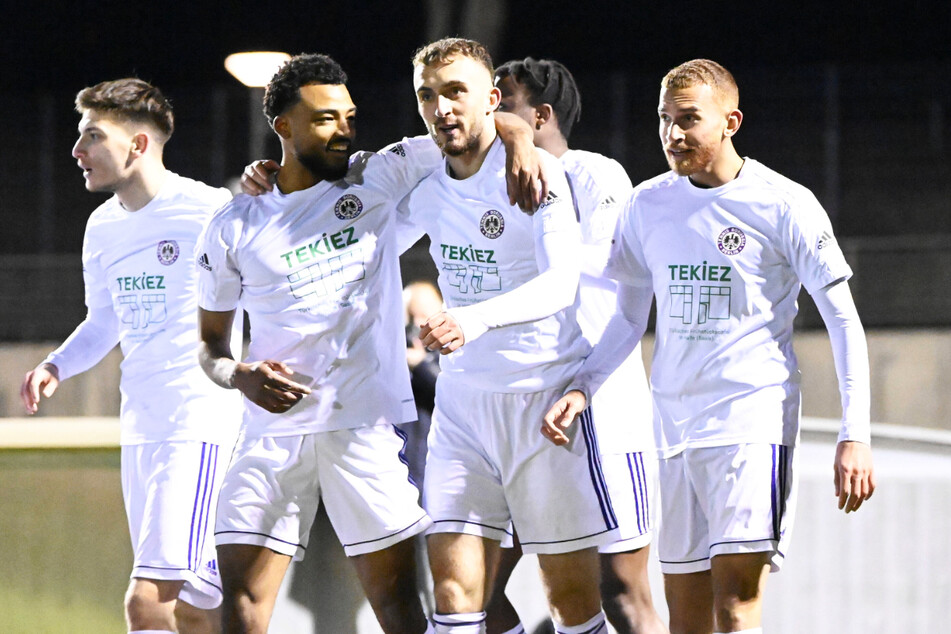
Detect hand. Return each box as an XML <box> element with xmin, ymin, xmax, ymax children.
<box><xmin>541</xmin><ymin>390</ymin><xmax>587</xmax><ymax>446</ymax></box>
<box><xmin>240</xmin><ymin>159</ymin><xmax>281</xmax><ymax>196</ymax></box>
<box><xmin>504</xmin><ymin>135</ymin><xmax>549</xmax><ymax>213</ymax></box>
<box><xmin>232</xmin><ymin>360</ymin><xmax>312</xmax><ymax>413</ymax></box>
<box><xmin>833</xmin><ymin>440</ymin><xmax>875</xmax><ymax>513</ymax></box>
<box><xmin>419</xmin><ymin>311</ymin><xmax>465</xmax><ymax>355</ymax></box>
<box><xmin>20</xmin><ymin>363</ymin><xmax>60</xmax><ymax>415</ymax></box>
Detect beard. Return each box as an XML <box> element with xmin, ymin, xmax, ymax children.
<box><xmin>298</xmin><ymin>147</ymin><xmax>350</xmax><ymax>181</ymax></box>
<box><xmin>666</xmin><ymin>142</ymin><xmax>717</xmax><ymax>177</ymax></box>
<box><xmin>435</xmin><ymin>118</ymin><xmax>484</xmax><ymax>157</ymax></box>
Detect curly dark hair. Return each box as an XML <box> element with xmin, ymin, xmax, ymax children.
<box><xmin>495</xmin><ymin>57</ymin><xmax>581</xmax><ymax>140</ymax></box>
<box><xmin>75</xmin><ymin>78</ymin><xmax>174</xmax><ymax>142</ymax></box>
<box><xmin>263</xmin><ymin>53</ymin><xmax>348</xmax><ymax>124</ymax></box>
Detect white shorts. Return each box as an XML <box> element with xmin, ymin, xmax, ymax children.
<box><xmin>597</xmin><ymin>445</ymin><xmax>657</xmax><ymax>554</ymax></box>
<box><xmin>424</xmin><ymin>378</ymin><xmax>621</xmax><ymax>555</ymax></box>
<box><xmin>215</xmin><ymin>425</ymin><xmax>431</xmax><ymax>558</ymax></box>
<box><xmin>121</xmin><ymin>441</ymin><xmax>229</xmax><ymax>610</ymax></box>
<box><xmin>657</xmin><ymin>444</ymin><xmax>797</xmax><ymax>574</ymax></box>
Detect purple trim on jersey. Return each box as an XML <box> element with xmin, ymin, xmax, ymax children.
<box><xmin>580</xmin><ymin>408</ymin><xmax>618</xmax><ymax>529</ymax></box>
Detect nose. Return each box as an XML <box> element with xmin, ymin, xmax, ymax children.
<box><xmin>71</xmin><ymin>138</ymin><xmax>84</xmax><ymax>159</ymax></box>
<box><xmin>663</xmin><ymin>121</ymin><xmax>685</xmax><ymax>144</ymax></box>
<box><xmin>435</xmin><ymin>94</ymin><xmax>453</xmax><ymax>118</ymax></box>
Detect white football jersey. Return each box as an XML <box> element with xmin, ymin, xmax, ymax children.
<box><xmin>607</xmin><ymin>159</ymin><xmax>852</xmax><ymax>457</ymax></box>
<box><xmin>197</xmin><ymin>137</ymin><xmax>441</xmax><ymax>438</ymax></box>
<box><xmin>401</xmin><ymin>138</ymin><xmax>589</xmax><ymax>392</ymax></box>
<box><xmin>561</xmin><ymin>149</ymin><xmax>653</xmax><ymax>452</ymax></box>
<box><xmin>80</xmin><ymin>171</ymin><xmax>240</xmax><ymax>445</ymax></box>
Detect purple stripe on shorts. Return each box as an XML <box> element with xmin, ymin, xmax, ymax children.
<box><xmin>195</xmin><ymin>443</ymin><xmax>218</xmax><ymax>572</ymax></box>
<box><xmin>580</xmin><ymin>408</ymin><xmax>617</xmax><ymax>529</ymax></box>
<box><xmin>188</xmin><ymin>443</ymin><xmax>209</xmax><ymax>570</ymax></box>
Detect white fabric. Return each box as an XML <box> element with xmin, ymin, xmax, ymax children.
<box><xmin>657</xmin><ymin>443</ymin><xmax>797</xmax><ymax>575</ymax></box>
<box><xmin>44</xmin><ymin>303</ymin><xmax>119</xmax><ymax>380</ymax></box>
<box><xmin>424</xmin><ymin>375</ymin><xmax>621</xmax><ymax>555</ymax></box>
<box><xmin>603</xmin><ymin>158</ymin><xmax>859</xmax><ymax>457</ymax></box>
<box><xmin>400</xmin><ymin>137</ymin><xmax>589</xmax><ymax>393</ymax></box>
<box><xmin>76</xmin><ymin>171</ymin><xmax>240</xmax><ymax>446</ymax></box>
<box><xmin>197</xmin><ymin>137</ymin><xmax>441</xmax><ymax>437</ymax></box>
<box><xmin>596</xmin><ymin>449</ymin><xmax>657</xmax><ymax>554</ymax></box>
<box><xmin>122</xmin><ymin>440</ymin><xmax>229</xmax><ymax>609</ymax></box>
<box><xmin>215</xmin><ymin>425</ymin><xmax>431</xmax><ymax>559</ymax></box>
<box><xmin>811</xmin><ymin>280</ymin><xmax>871</xmax><ymax>444</ymax></box>
<box><xmin>561</xmin><ymin>149</ymin><xmax>653</xmax><ymax>453</ymax></box>
<box><xmin>553</xmin><ymin>611</ymin><xmax>607</xmax><ymax>634</ymax></box>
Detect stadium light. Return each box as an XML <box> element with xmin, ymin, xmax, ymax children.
<box><xmin>224</xmin><ymin>51</ymin><xmax>290</xmax><ymax>87</ymax></box>
<box><xmin>224</xmin><ymin>51</ymin><xmax>290</xmax><ymax>165</ymax></box>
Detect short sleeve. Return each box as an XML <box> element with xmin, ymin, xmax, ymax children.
<box><xmin>195</xmin><ymin>209</ymin><xmax>243</xmax><ymax>312</ymax></box>
<box><xmin>348</xmin><ymin>135</ymin><xmax>442</xmax><ymax>201</ymax></box>
<box><xmin>604</xmin><ymin>193</ymin><xmax>652</xmax><ymax>288</ymax></box>
<box><xmin>780</xmin><ymin>192</ymin><xmax>852</xmax><ymax>294</ymax></box>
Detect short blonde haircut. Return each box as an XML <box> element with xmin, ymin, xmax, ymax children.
<box><xmin>412</xmin><ymin>37</ymin><xmax>494</xmax><ymax>76</ymax></box>
<box><xmin>661</xmin><ymin>59</ymin><xmax>739</xmax><ymax>110</ymax></box>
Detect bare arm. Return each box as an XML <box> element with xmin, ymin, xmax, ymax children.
<box><xmin>198</xmin><ymin>307</ymin><xmax>311</xmax><ymax>413</ymax></box>
<box><xmin>812</xmin><ymin>279</ymin><xmax>875</xmax><ymax>513</ymax></box>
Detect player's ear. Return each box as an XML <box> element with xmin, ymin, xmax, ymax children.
<box><xmin>130</xmin><ymin>132</ymin><xmax>149</xmax><ymax>157</ymax></box>
<box><xmin>487</xmin><ymin>86</ymin><xmax>501</xmax><ymax>114</ymax></box>
<box><xmin>535</xmin><ymin>104</ymin><xmax>554</xmax><ymax>130</ymax></box>
<box><xmin>273</xmin><ymin>115</ymin><xmax>292</xmax><ymax>140</ymax></box>
<box><xmin>724</xmin><ymin>108</ymin><xmax>743</xmax><ymax>137</ymax></box>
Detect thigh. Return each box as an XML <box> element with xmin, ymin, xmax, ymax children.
<box><xmin>214</xmin><ymin>434</ymin><xmax>322</xmax><ymax>561</ymax></box>
<box><xmin>656</xmin><ymin>452</ymin><xmax>710</xmax><ymax>574</ymax></box>
<box><xmin>664</xmin><ymin>570</ymin><xmax>714</xmax><ymax>634</ymax></box>
<box><xmin>598</xmin><ymin>450</ymin><xmax>658</xmax><ymax>554</ymax></box>
<box><xmin>504</xmin><ymin>400</ymin><xmax>621</xmax><ymax>555</ymax></box>
<box><xmin>122</xmin><ymin>441</ymin><xmax>229</xmax><ymax>609</ymax></box>
<box><xmin>427</xmin><ymin>532</ymin><xmax>500</xmax><ymax>614</ymax></box>
<box><xmin>316</xmin><ymin>424</ymin><xmax>431</xmax><ymax>557</ymax></box>
<box><xmin>424</xmin><ymin>385</ymin><xmax>512</xmax><ymax>544</ymax></box>
<box><xmin>694</xmin><ymin>444</ymin><xmax>796</xmax><ymax>571</ymax></box>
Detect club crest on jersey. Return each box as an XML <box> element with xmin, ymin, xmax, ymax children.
<box><xmin>334</xmin><ymin>194</ymin><xmax>364</xmax><ymax>220</ymax></box>
<box><xmin>717</xmin><ymin>227</ymin><xmax>746</xmax><ymax>255</ymax></box>
<box><xmin>157</xmin><ymin>240</ymin><xmax>179</xmax><ymax>265</ymax></box>
<box><xmin>480</xmin><ymin>210</ymin><xmax>505</xmax><ymax>239</ymax></box>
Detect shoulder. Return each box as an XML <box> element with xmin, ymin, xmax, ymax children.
<box><xmin>629</xmin><ymin>170</ymin><xmax>680</xmax><ymax>204</ymax></box>
<box><xmin>738</xmin><ymin>159</ymin><xmax>820</xmax><ymax>209</ymax></box>
<box><xmin>165</xmin><ymin>172</ymin><xmax>233</xmax><ymax>209</ymax></box>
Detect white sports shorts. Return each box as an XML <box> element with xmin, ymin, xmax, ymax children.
<box><xmin>121</xmin><ymin>440</ymin><xmax>228</xmax><ymax>609</ymax></box>
<box><xmin>596</xmin><ymin>445</ymin><xmax>657</xmax><ymax>554</ymax></box>
<box><xmin>657</xmin><ymin>443</ymin><xmax>797</xmax><ymax>574</ymax></box>
<box><xmin>424</xmin><ymin>377</ymin><xmax>621</xmax><ymax>555</ymax></box>
<box><xmin>215</xmin><ymin>424</ymin><xmax>431</xmax><ymax>559</ymax></box>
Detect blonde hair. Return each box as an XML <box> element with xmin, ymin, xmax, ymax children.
<box><xmin>661</xmin><ymin>59</ymin><xmax>739</xmax><ymax>110</ymax></box>
<box><xmin>412</xmin><ymin>37</ymin><xmax>494</xmax><ymax>76</ymax></box>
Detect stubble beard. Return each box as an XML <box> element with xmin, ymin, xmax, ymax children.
<box><xmin>667</xmin><ymin>142</ymin><xmax>717</xmax><ymax>177</ymax></box>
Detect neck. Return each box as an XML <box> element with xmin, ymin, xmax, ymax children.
<box><xmin>445</xmin><ymin>123</ymin><xmax>498</xmax><ymax>180</ymax></box>
<box><xmin>537</xmin><ymin>133</ymin><xmax>568</xmax><ymax>158</ymax></box>
<box><xmin>276</xmin><ymin>155</ymin><xmax>321</xmax><ymax>194</ymax></box>
<box><xmin>116</xmin><ymin>161</ymin><xmax>167</xmax><ymax>211</ymax></box>
<box><xmin>689</xmin><ymin>141</ymin><xmax>744</xmax><ymax>188</ymax></box>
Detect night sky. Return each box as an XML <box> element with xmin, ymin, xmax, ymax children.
<box><xmin>4</xmin><ymin>1</ymin><xmax>947</xmax><ymax>93</ymax></box>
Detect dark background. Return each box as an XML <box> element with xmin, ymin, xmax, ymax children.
<box><xmin>0</xmin><ymin>1</ymin><xmax>949</xmax><ymax>335</ymax></box>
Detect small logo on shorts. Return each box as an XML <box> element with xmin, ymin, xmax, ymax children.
<box><xmin>157</xmin><ymin>240</ymin><xmax>180</xmax><ymax>265</ymax></box>
<box><xmin>334</xmin><ymin>194</ymin><xmax>364</xmax><ymax>220</ymax></box>
<box><xmin>717</xmin><ymin>227</ymin><xmax>746</xmax><ymax>255</ymax></box>
<box><xmin>480</xmin><ymin>210</ymin><xmax>505</xmax><ymax>239</ymax></box>
<box><xmin>205</xmin><ymin>560</ymin><xmax>218</xmax><ymax>577</ymax></box>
